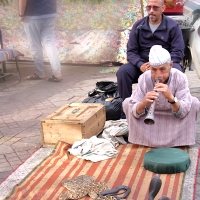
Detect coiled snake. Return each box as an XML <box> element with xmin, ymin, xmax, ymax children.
<box><xmin>59</xmin><ymin>175</ymin><xmax>117</xmax><ymax>200</ymax></box>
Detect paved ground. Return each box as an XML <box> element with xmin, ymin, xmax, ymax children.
<box><xmin>0</xmin><ymin>62</ymin><xmax>200</xmax><ymax>199</ymax></box>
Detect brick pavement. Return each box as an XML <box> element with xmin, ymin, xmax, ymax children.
<box><xmin>0</xmin><ymin>62</ymin><xmax>200</xmax><ymax>199</ymax></box>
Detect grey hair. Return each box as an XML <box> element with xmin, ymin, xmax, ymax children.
<box><xmin>167</xmin><ymin>61</ymin><xmax>172</xmax><ymax>69</ymax></box>
<box><xmin>165</xmin><ymin>59</ymin><xmax>171</xmax><ymax>66</ymax></box>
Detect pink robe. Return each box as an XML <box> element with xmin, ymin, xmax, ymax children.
<box><xmin>123</xmin><ymin>68</ymin><xmax>200</xmax><ymax>147</ymax></box>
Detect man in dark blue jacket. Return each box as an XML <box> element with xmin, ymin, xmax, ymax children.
<box><xmin>18</xmin><ymin>0</ymin><xmax>62</xmax><ymax>82</ymax></box>
<box><xmin>116</xmin><ymin>0</ymin><xmax>184</xmax><ymax>118</ymax></box>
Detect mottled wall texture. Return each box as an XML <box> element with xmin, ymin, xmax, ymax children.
<box><xmin>0</xmin><ymin>0</ymin><xmax>143</xmax><ymax>64</ymax></box>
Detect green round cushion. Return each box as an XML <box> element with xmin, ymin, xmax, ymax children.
<box><xmin>144</xmin><ymin>148</ymin><xmax>190</xmax><ymax>174</ymax></box>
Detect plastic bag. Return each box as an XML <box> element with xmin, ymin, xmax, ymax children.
<box><xmin>83</xmin><ymin>81</ymin><xmax>122</xmax><ymax>120</ymax></box>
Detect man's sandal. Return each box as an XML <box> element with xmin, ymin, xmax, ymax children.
<box><xmin>26</xmin><ymin>73</ymin><xmax>45</xmax><ymax>80</ymax></box>
<box><xmin>48</xmin><ymin>75</ymin><xmax>62</xmax><ymax>82</ymax></box>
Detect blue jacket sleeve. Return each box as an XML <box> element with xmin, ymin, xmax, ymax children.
<box><xmin>168</xmin><ymin>24</ymin><xmax>185</xmax><ymax>63</ymax></box>
<box><xmin>127</xmin><ymin>23</ymin><xmax>144</xmax><ymax>69</ymax></box>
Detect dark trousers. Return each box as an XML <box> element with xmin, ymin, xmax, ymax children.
<box><xmin>116</xmin><ymin>62</ymin><xmax>183</xmax><ymax>118</ymax></box>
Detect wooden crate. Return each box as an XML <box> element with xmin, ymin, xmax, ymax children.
<box><xmin>41</xmin><ymin>103</ymin><xmax>106</xmax><ymax>146</ymax></box>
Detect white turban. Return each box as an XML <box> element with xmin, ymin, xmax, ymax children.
<box><xmin>149</xmin><ymin>45</ymin><xmax>171</xmax><ymax>66</ymax></box>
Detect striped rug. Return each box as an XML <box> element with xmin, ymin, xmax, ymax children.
<box><xmin>4</xmin><ymin>142</ymin><xmax>196</xmax><ymax>200</ymax></box>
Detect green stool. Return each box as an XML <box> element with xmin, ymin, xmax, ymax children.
<box><xmin>144</xmin><ymin>148</ymin><xmax>190</xmax><ymax>174</ymax></box>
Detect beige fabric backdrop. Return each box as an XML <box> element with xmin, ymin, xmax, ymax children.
<box><xmin>0</xmin><ymin>0</ymin><xmax>144</xmax><ymax>64</ymax></box>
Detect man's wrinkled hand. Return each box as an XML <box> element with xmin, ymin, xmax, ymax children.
<box><xmin>140</xmin><ymin>62</ymin><xmax>150</xmax><ymax>73</ymax></box>
<box><xmin>154</xmin><ymin>83</ymin><xmax>172</xmax><ymax>100</ymax></box>
<box><xmin>143</xmin><ymin>91</ymin><xmax>158</xmax><ymax>106</ymax></box>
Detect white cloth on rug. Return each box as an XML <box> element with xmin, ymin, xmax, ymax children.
<box><xmin>101</xmin><ymin>119</ymin><xmax>128</xmax><ymax>147</ymax></box>
<box><xmin>68</xmin><ymin>136</ymin><xmax>118</xmax><ymax>162</ymax></box>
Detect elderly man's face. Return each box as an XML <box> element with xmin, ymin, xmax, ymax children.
<box><xmin>150</xmin><ymin>62</ymin><xmax>173</xmax><ymax>83</ymax></box>
<box><xmin>147</xmin><ymin>0</ymin><xmax>166</xmax><ymax>24</ymax></box>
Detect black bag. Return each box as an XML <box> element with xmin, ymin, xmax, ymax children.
<box><xmin>82</xmin><ymin>81</ymin><xmax>122</xmax><ymax>120</ymax></box>
<box><xmin>88</xmin><ymin>81</ymin><xmax>118</xmax><ymax>97</ymax></box>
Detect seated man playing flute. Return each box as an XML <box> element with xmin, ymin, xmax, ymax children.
<box><xmin>123</xmin><ymin>45</ymin><xmax>200</xmax><ymax>147</ymax></box>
